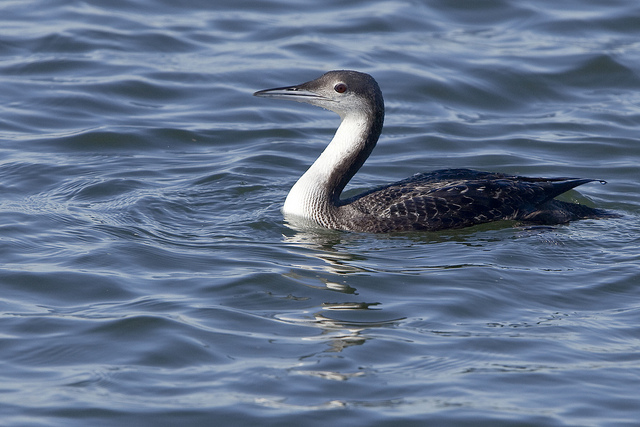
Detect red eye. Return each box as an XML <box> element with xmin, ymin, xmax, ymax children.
<box><xmin>334</xmin><ymin>83</ymin><xmax>348</xmax><ymax>93</ymax></box>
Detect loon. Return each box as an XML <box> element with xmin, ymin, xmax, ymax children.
<box><xmin>254</xmin><ymin>70</ymin><xmax>615</xmax><ymax>233</ymax></box>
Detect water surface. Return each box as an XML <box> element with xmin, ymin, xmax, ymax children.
<box><xmin>1</xmin><ymin>0</ymin><xmax>640</xmax><ymax>426</ymax></box>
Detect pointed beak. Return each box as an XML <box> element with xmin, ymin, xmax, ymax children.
<box><xmin>253</xmin><ymin>85</ymin><xmax>330</xmax><ymax>102</ymax></box>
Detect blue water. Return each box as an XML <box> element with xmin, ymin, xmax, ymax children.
<box><xmin>2</xmin><ymin>0</ymin><xmax>640</xmax><ymax>426</ymax></box>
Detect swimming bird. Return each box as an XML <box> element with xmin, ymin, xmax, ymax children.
<box><xmin>254</xmin><ymin>70</ymin><xmax>615</xmax><ymax>233</ymax></box>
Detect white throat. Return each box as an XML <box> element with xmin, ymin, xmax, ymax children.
<box><xmin>283</xmin><ymin>113</ymin><xmax>369</xmax><ymax>222</ymax></box>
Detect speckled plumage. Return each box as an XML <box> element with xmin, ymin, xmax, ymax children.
<box><xmin>334</xmin><ymin>168</ymin><xmax>611</xmax><ymax>232</ymax></box>
<box><xmin>254</xmin><ymin>71</ymin><xmax>616</xmax><ymax>233</ymax></box>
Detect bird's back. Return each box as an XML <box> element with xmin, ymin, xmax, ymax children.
<box><xmin>338</xmin><ymin>169</ymin><xmax>613</xmax><ymax>232</ymax></box>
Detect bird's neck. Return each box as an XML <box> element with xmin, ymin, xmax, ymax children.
<box><xmin>283</xmin><ymin>109</ymin><xmax>383</xmax><ymax>225</ymax></box>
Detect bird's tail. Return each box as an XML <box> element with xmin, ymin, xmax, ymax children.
<box><xmin>522</xmin><ymin>178</ymin><xmax>620</xmax><ymax>223</ymax></box>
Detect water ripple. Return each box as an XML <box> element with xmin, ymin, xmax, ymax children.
<box><xmin>2</xmin><ymin>0</ymin><xmax>640</xmax><ymax>425</ymax></box>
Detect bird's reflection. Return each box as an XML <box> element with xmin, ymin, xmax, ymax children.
<box><xmin>275</xmin><ymin>307</ymin><xmax>405</xmax><ymax>353</ymax></box>
<box><xmin>276</xmin><ymin>225</ymin><xmax>409</xmax><ymax>354</ymax></box>
<box><xmin>283</xmin><ymin>270</ymin><xmax>358</xmax><ymax>294</ymax></box>
<box><xmin>280</xmin><ymin>224</ymin><xmax>378</xmax><ymax>275</ymax></box>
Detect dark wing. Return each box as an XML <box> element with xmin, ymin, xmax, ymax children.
<box><xmin>346</xmin><ymin>169</ymin><xmax>601</xmax><ymax>232</ymax></box>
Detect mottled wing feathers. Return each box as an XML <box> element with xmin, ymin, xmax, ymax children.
<box><xmin>344</xmin><ymin>169</ymin><xmax>605</xmax><ymax>232</ymax></box>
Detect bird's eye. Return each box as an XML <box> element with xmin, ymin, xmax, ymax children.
<box><xmin>334</xmin><ymin>83</ymin><xmax>348</xmax><ymax>94</ymax></box>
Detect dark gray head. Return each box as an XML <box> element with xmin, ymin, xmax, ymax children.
<box><xmin>254</xmin><ymin>70</ymin><xmax>385</xmax><ymax>120</ymax></box>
